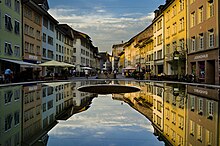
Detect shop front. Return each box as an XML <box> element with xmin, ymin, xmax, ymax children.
<box><xmin>188</xmin><ymin>49</ymin><xmax>219</xmax><ymax>84</ymax></box>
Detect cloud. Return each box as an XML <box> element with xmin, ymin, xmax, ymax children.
<box><xmin>49</xmin><ymin>7</ymin><xmax>154</xmax><ymax>52</ymax></box>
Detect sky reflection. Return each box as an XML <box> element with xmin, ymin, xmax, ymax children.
<box><xmin>48</xmin><ymin>95</ymin><xmax>164</xmax><ymax>146</ymax></box>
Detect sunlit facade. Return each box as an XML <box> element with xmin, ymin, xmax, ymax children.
<box><xmin>163</xmin><ymin>84</ymin><xmax>186</xmax><ymax>146</ymax></box>
<box><xmin>164</xmin><ymin>0</ymin><xmax>187</xmax><ymax>77</ymax></box>
<box><xmin>152</xmin><ymin>6</ymin><xmax>164</xmax><ymax>75</ymax></box>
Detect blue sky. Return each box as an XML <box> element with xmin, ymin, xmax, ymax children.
<box><xmin>48</xmin><ymin>0</ymin><xmax>165</xmax><ymax>52</ymax></box>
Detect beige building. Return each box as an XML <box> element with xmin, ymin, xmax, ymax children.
<box><xmin>187</xmin><ymin>0</ymin><xmax>219</xmax><ymax>84</ymax></box>
<box><xmin>186</xmin><ymin>85</ymin><xmax>219</xmax><ymax>146</ymax></box>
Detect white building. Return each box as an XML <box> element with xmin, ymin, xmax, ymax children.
<box><xmin>152</xmin><ymin>6</ymin><xmax>164</xmax><ymax>75</ymax></box>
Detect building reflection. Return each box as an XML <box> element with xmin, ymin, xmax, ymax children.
<box><xmin>0</xmin><ymin>85</ymin><xmax>22</xmax><ymax>146</ymax></box>
<box><xmin>115</xmin><ymin>81</ymin><xmax>220</xmax><ymax>146</ymax></box>
<box><xmin>187</xmin><ymin>85</ymin><xmax>219</xmax><ymax>146</ymax></box>
<box><xmin>0</xmin><ymin>81</ymin><xmax>97</xmax><ymax>146</ymax></box>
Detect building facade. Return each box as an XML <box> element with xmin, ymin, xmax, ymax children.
<box><xmin>0</xmin><ymin>0</ymin><xmax>22</xmax><ymax>74</ymax></box>
<box><xmin>187</xmin><ymin>0</ymin><xmax>219</xmax><ymax>84</ymax></box>
<box><xmin>152</xmin><ymin>6</ymin><xmax>164</xmax><ymax>75</ymax></box>
<box><xmin>164</xmin><ymin>0</ymin><xmax>187</xmax><ymax>78</ymax></box>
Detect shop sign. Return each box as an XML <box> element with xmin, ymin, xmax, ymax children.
<box><xmin>194</xmin><ymin>54</ymin><xmax>208</xmax><ymax>60</ymax></box>
<box><xmin>193</xmin><ymin>88</ymin><xmax>208</xmax><ymax>95</ymax></box>
<box><xmin>29</xmin><ymin>55</ymin><xmax>38</xmax><ymax>60</ymax></box>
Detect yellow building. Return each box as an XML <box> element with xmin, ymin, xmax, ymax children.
<box><xmin>163</xmin><ymin>84</ymin><xmax>186</xmax><ymax>146</ymax></box>
<box><xmin>164</xmin><ymin>0</ymin><xmax>187</xmax><ymax>78</ymax></box>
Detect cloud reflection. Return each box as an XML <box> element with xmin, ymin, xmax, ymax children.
<box><xmin>48</xmin><ymin>95</ymin><xmax>163</xmax><ymax>146</ymax></box>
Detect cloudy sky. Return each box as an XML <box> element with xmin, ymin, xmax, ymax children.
<box><xmin>48</xmin><ymin>0</ymin><xmax>165</xmax><ymax>53</ymax></box>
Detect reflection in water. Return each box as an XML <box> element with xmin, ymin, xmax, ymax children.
<box><xmin>116</xmin><ymin>81</ymin><xmax>220</xmax><ymax>146</ymax></box>
<box><xmin>0</xmin><ymin>81</ymin><xmax>219</xmax><ymax>146</ymax></box>
<box><xmin>0</xmin><ymin>81</ymin><xmax>97</xmax><ymax>146</ymax></box>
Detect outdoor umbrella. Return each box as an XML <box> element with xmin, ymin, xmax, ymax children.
<box><xmin>38</xmin><ymin>60</ymin><xmax>72</xmax><ymax>67</ymax></box>
<box><xmin>81</xmin><ymin>66</ymin><xmax>92</xmax><ymax>70</ymax></box>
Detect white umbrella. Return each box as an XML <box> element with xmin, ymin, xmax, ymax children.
<box><xmin>39</xmin><ymin>60</ymin><xmax>73</xmax><ymax>67</ymax></box>
<box><xmin>81</xmin><ymin>66</ymin><xmax>92</xmax><ymax>70</ymax></box>
<box><xmin>61</xmin><ymin>62</ymin><xmax>75</xmax><ymax>67</ymax></box>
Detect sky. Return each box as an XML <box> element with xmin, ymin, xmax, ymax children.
<box><xmin>48</xmin><ymin>0</ymin><xmax>165</xmax><ymax>53</ymax></box>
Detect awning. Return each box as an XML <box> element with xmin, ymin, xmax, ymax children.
<box><xmin>0</xmin><ymin>58</ymin><xmax>37</xmax><ymax>68</ymax></box>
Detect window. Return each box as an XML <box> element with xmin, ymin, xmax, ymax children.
<box><xmin>29</xmin><ymin>27</ymin><xmax>34</xmax><ymax>37</ymax></box>
<box><xmin>47</xmin><ymin>100</ymin><xmax>53</xmax><ymax>110</ymax></box>
<box><xmin>190</xmin><ymin>95</ymin><xmax>195</xmax><ymax>111</ymax></box>
<box><xmin>24</xmin><ymin>7</ymin><xmax>32</xmax><ymax>19</ymax></box>
<box><xmin>199</xmin><ymin>33</ymin><xmax>204</xmax><ymax>50</ymax></box>
<box><xmin>171</xmin><ymin>112</ymin><xmax>176</xmax><ymax>124</ymax></box>
<box><xmin>42</xmin><ymin>48</ymin><xmax>46</xmax><ymax>58</ymax></box>
<box><xmin>191</xmin><ymin>37</ymin><xmax>196</xmax><ymax>52</ymax></box>
<box><xmin>172</xmin><ymin>5</ymin><xmax>176</xmax><ymax>17</ymax></box>
<box><xmin>178</xmin><ymin>115</ymin><xmax>184</xmax><ymax>129</ymax></box>
<box><xmin>14</xmin><ymin>20</ymin><xmax>20</xmax><ymax>34</ymax></box>
<box><xmin>36</xmin><ymin>30</ymin><xmax>41</xmax><ymax>40</ymax></box>
<box><xmin>190</xmin><ymin>120</ymin><xmax>195</xmax><ymax>135</ymax></box>
<box><xmin>30</xmin><ymin>43</ymin><xmax>34</xmax><ymax>53</ymax></box>
<box><xmin>36</xmin><ymin>46</ymin><xmax>40</xmax><ymax>55</ymax></box>
<box><xmin>157</xmin><ymin>19</ymin><xmax>162</xmax><ymax>30</ymax></box>
<box><xmin>179</xmin><ymin>18</ymin><xmax>184</xmax><ymax>31</ymax></box>
<box><xmin>48</xmin><ymin>36</ymin><xmax>53</xmax><ymax>45</ymax></box>
<box><xmin>179</xmin><ymin>39</ymin><xmax>184</xmax><ymax>50</ymax></box>
<box><xmin>208</xmin><ymin>29</ymin><xmax>214</xmax><ymax>48</ymax></box>
<box><xmin>179</xmin><ymin>0</ymin><xmax>184</xmax><ymax>11</ymax></box>
<box><xmin>191</xmin><ymin>12</ymin><xmax>195</xmax><ymax>27</ymax></box>
<box><xmin>197</xmin><ymin>125</ymin><xmax>203</xmax><ymax>141</ymax></box>
<box><xmin>173</xmin><ymin>22</ymin><xmax>177</xmax><ymax>35</ymax></box>
<box><xmin>5</xmin><ymin>42</ymin><xmax>13</xmax><ymax>56</ymax></box>
<box><xmin>43</xmin><ymin>17</ymin><xmax>48</xmax><ymax>28</ymax></box>
<box><xmin>24</xmin><ymin>24</ymin><xmax>28</xmax><ymax>34</ymax></box>
<box><xmin>167</xmin><ymin>10</ymin><xmax>170</xmax><ymax>21</ymax></box>
<box><xmin>206</xmin><ymin>130</ymin><xmax>212</xmax><ymax>145</ymax></box>
<box><xmin>14</xmin><ymin>111</ymin><xmax>19</xmax><ymax>125</ymax></box>
<box><xmin>34</xmin><ymin>13</ymin><xmax>40</xmax><ymax>25</ymax></box>
<box><xmin>48</xmin><ymin>50</ymin><xmax>53</xmax><ymax>59</ymax></box>
<box><xmin>14</xmin><ymin>0</ymin><xmax>20</xmax><ymax>13</ymax></box>
<box><xmin>43</xmin><ymin>33</ymin><xmax>46</xmax><ymax>42</ymax></box>
<box><xmin>5</xmin><ymin>14</ymin><xmax>13</xmax><ymax>31</ymax></box>
<box><xmin>198</xmin><ymin>98</ymin><xmax>203</xmax><ymax>114</ymax></box>
<box><xmin>207</xmin><ymin>100</ymin><xmax>214</xmax><ymax>119</ymax></box>
<box><xmin>50</xmin><ymin>22</ymin><xmax>54</xmax><ymax>32</ymax></box>
<box><xmin>14</xmin><ymin>45</ymin><xmax>20</xmax><ymax>57</ymax></box>
<box><xmin>5</xmin><ymin>0</ymin><xmax>11</xmax><ymax>7</ymax></box>
<box><xmin>198</xmin><ymin>6</ymin><xmax>204</xmax><ymax>23</ymax></box>
<box><xmin>208</xmin><ymin>0</ymin><xmax>214</xmax><ymax>18</ymax></box>
<box><xmin>157</xmin><ymin>34</ymin><xmax>162</xmax><ymax>45</ymax></box>
<box><xmin>5</xmin><ymin>114</ymin><xmax>12</xmax><ymax>131</ymax></box>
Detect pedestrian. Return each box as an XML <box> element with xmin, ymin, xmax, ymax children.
<box><xmin>113</xmin><ymin>70</ymin><xmax>117</xmax><ymax>79</ymax></box>
<box><xmin>85</xmin><ymin>69</ymin><xmax>89</xmax><ymax>79</ymax></box>
<box><xmin>4</xmin><ymin>68</ymin><xmax>13</xmax><ymax>83</ymax></box>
